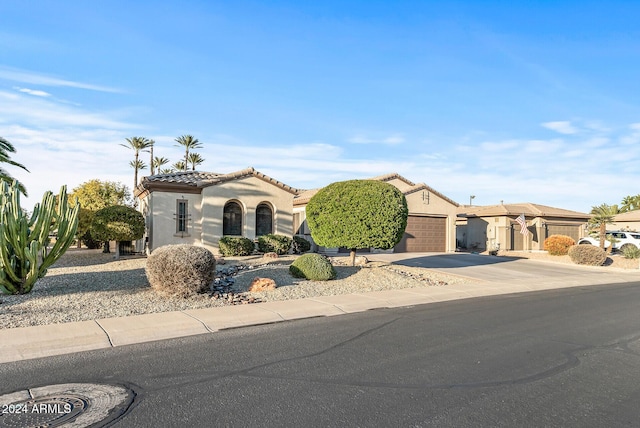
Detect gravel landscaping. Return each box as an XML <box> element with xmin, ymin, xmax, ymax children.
<box><xmin>0</xmin><ymin>249</ymin><xmax>469</xmax><ymax>330</ymax></box>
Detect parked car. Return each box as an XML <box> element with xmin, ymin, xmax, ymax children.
<box><xmin>577</xmin><ymin>231</ymin><xmax>640</xmax><ymax>251</ymax></box>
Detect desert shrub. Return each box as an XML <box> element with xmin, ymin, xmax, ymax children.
<box><xmin>543</xmin><ymin>234</ymin><xmax>576</xmax><ymax>256</ymax></box>
<box><xmin>289</xmin><ymin>253</ymin><xmax>336</xmax><ymax>281</ymax></box>
<box><xmin>292</xmin><ymin>236</ymin><xmax>311</xmax><ymax>253</ymax></box>
<box><xmin>146</xmin><ymin>244</ymin><xmax>216</xmax><ymax>297</ymax></box>
<box><xmin>218</xmin><ymin>237</ymin><xmax>255</xmax><ymax>256</ymax></box>
<box><xmin>568</xmin><ymin>244</ymin><xmax>607</xmax><ymax>266</ymax></box>
<box><xmin>257</xmin><ymin>234</ymin><xmax>292</xmax><ymax>255</ymax></box>
<box><xmin>622</xmin><ymin>245</ymin><xmax>640</xmax><ymax>259</ymax></box>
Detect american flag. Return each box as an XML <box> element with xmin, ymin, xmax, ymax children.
<box><xmin>516</xmin><ymin>213</ymin><xmax>529</xmax><ymax>236</ymax></box>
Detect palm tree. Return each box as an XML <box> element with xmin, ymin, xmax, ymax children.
<box><xmin>172</xmin><ymin>161</ymin><xmax>186</xmax><ymax>172</ymax></box>
<box><xmin>187</xmin><ymin>152</ymin><xmax>205</xmax><ymax>171</ymax></box>
<box><xmin>0</xmin><ymin>136</ymin><xmax>29</xmax><ymax>195</ymax></box>
<box><xmin>174</xmin><ymin>135</ymin><xmax>202</xmax><ymax>171</ymax></box>
<box><xmin>620</xmin><ymin>195</ymin><xmax>640</xmax><ymax>213</ymax></box>
<box><xmin>148</xmin><ymin>139</ymin><xmax>155</xmax><ymax>175</ymax></box>
<box><xmin>152</xmin><ymin>156</ymin><xmax>170</xmax><ymax>174</ymax></box>
<box><xmin>120</xmin><ymin>137</ymin><xmax>153</xmax><ymax>190</ymax></box>
<box><xmin>589</xmin><ymin>204</ymin><xmax>620</xmax><ymax>249</ymax></box>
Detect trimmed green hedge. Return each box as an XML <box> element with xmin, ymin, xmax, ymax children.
<box><xmin>218</xmin><ymin>237</ymin><xmax>255</xmax><ymax>256</ymax></box>
<box><xmin>257</xmin><ymin>234</ymin><xmax>292</xmax><ymax>255</ymax></box>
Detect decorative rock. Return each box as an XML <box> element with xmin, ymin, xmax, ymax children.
<box><xmin>215</xmin><ymin>256</ymin><xmax>226</xmax><ymax>265</ymax></box>
<box><xmin>263</xmin><ymin>252</ymin><xmax>279</xmax><ymax>259</ymax></box>
<box><xmin>248</xmin><ymin>277</ymin><xmax>277</xmax><ymax>292</ymax></box>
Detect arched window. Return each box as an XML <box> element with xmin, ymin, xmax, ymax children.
<box><xmin>256</xmin><ymin>203</ymin><xmax>273</xmax><ymax>236</ymax></box>
<box><xmin>223</xmin><ymin>201</ymin><xmax>243</xmax><ymax>236</ymax></box>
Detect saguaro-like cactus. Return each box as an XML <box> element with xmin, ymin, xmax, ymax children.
<box><xmin>0</xmin><ymin>181</ymin><xmax>79</xmax><ymax>294</ymax></box>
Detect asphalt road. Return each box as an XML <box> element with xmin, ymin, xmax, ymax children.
<box><xmin>2</xmin><ymin>281</ymin><xmax>640</xmax><ymax>427</ymax></box>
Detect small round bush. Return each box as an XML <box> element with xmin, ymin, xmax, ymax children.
<box><xmin>146</xmin><ymin>244</ymin><xmax>216</xmax><ymax>297</ymax></box>
<box><xmin>257</xmin><ymin>234</ymin><xmax>292</xmax><ymax>255</ymax></box>
<box><xmin>289</xmin><ymin>253</ymin><xmax>336</xmax><ymax>281</ymax></box>
<box><xmin>544</xmin><ymin>234</ymin><xmax>576</xmax><ymax>256</ymax></box>
<box><xmin>621</xmin><ymin>245</ymin><xmax>640</xmax><ymax>259</ymax></box>
<box><xmin>568</xmin><ymin>244</ymin><xmax>607</xmax><ymax>266</ymax></box>
<box><xmin>218</xmin><ymin>237</ymin><xmax>255</xmax><ymax>256</ymax></box>
<box><xmin>292</xmin><ymin>236</ymin><xmax>311</xmax><ymax>253</ymax></box>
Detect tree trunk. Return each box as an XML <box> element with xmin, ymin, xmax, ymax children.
<box><xmin>103</xmin><ymin>241</ymin><xmax>110</xmax><ymax>253</ymax></box>
<box><xmin>599</xmin><ymin>223</ymin><xmax>606</xmax><ymax>249</ymax></box>
<box><xmin>350</xmin><ymin>248</ymin><xmax>356</xmax><ymax>266</ymax></box>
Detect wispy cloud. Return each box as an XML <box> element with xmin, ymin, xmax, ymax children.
<box><xmin>347</xmin><ymin>134</ymin><xmax>405</xmax><ymax>145</ymax></box>
<box><xmin>0</xmin><ymin>91</ymin><xmax>138</xmax><ymax>129</ymax></box>
<box><xmin>0</xmin><ymin>66</ymin><xmax>123</xmax><ymax>93</ymax></box>
<box><xmin>14</xmin><ymin>87</ymin><xmax>51</xmax><ymax>97</ymax></box>
<box><xmin>541</xmin><ymin>121</ymin><xmax>578</xmax><ymax>135</ymax></box>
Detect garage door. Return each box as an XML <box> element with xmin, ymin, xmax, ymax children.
<box><xmin>394</xmin><ymin>216</ymin><xmax>446</xmax><ymax>252</ymax></box>
<box><xmin>546</xmin><ymin>225</ymin><xmax>581</xmax><ymax>242</ymax></box>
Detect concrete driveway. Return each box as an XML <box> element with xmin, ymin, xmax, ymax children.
<box><xmin>367</xmin><ymin>252</ymin><xmax>640</xmax><ymax>283</ymax></box>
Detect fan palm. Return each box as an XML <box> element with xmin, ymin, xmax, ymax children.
<box><xmin>172</xmin><ymin>161</ymin><xmax>186</xmax><ymax>172</ymax></box>
<box><xmin>0</xmin><ymin>136</ymin><xmax>29</xmax><ymax>195</ymax></box>
<box><xmin>620</xmin><ymin>195</ymin><xmax>640</xmax><ymax>213</ymax></box>
<box><xmin>152</xmin><ymin>156</ymin><xmax>170</xmax><ymax>174</ymax></box>
<box><xmin>187</xmin><ymin>152</ymin><xmax>205</xmax><ymax>171</ymax></box>
<box><xmin>120</xmin><ymin>136</ymin><xmax>152</xmax><ymax>190</ymax></box>
<box><xmin>589</xmin><ymin>203</ymin><xmax>620</xmax><ymax>249</ymax></box>
<box><xmin>174</xmin><ymin>135</ymin><xmax>202</xmax><ymax>171</ymax></box>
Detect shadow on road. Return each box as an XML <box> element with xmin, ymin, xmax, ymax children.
<box><xmin>381</xmin><ymin>253</ymin><xmax>527</xmax><ymax>270</ymax></box>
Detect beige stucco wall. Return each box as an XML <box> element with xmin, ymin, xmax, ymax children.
<box><xmin>201</xmin><ymin>176</ymin><xmax>295</xmax><ymax>254</ymax></box>
<box><xmin>610</xmin><ymin>221</ymin><xmax>640</xmax><ymax>232</ymax></box>
<box><xmin>144</xmin><ymin>191</ymin><xmax>203</xmax><ymax>251</ymax></box>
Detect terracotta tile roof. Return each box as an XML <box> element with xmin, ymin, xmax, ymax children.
<box><xmin>458</xmin><ymin>203</ymin><xmax>590</xmax><ymax>219</ymax></box>
<box><xmin>141</xmin><ymin>170</ymin><xmax>224</xmax><ymax>186</ymax></box>
<box><xmin>139</xmin><ymin>167</ymin><xmax>302</xmax><ymax>194</ymax></box>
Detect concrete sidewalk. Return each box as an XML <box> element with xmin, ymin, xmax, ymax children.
<box><xmin>2</xmin><ymin>269</ymin><xmax>639</xmax><ymax>364</ymax></box>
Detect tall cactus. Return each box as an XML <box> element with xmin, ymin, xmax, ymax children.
<box><xmin>0</xmin><ymin>181</ymin><xmax>79</xmax><ymax>294</ymax></box>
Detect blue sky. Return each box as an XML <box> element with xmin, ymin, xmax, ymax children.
<box><xmin>1</xmin><ymin>1</ymin><xmax>639</xmax><ymax>212</ymax></box>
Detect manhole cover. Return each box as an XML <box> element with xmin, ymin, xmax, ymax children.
<box><xmin>0</xmin><ymin>383</ymin><xmax>135</xmax><ymax>427</ymax></box>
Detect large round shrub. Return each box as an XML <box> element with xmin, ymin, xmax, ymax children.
<box><xmin>544</xmin><ymin>234</ymin><xmax>576</xmax><ymax>256</ymax></box>
<box><xmin>289</xmin><ymin>253</ymin><xmax>336</xmax><ymax>281</ymax></box>
<box><xmin>218</xmin><ymin>237</ymin><xmax>255</xmax><ymax>256</ymax></box>
<box><xmin>146</xmin><ymin>244</ymin><xmax>216</xmax><ymax>297</ymax></box>
<box><xmin>306</xmin><ymin>180</ymin><xmax>408</xmax><ymax>265</ymax></box>
<box><xmin>257</xmin><ymin>234</ymin><xmax>292</xmax><ymax>255</ymax></box>
<box><xmin>568</xmin><ymin>244</ymin><xmax>607</xmax><ymax>266</ymax></box>
<box><xmin>292</xmin><ymin>236</ymin><xmax>311</xmax><ymax>253</ymax></box>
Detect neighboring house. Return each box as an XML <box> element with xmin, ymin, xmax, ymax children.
<box><xmin>457</xmin><ymin>203</ymin><xmax>590</xmax><ymax>251</ymax></box>
<box><xmin>293</xmin><ymin>173</ymin><xmax>460</xmax><ymax>254</ymax></box>
<box><xmin>135</xmin><ymin>167</ymin><xmax>300</xmax><ymax>254</ymax></box>
<box><xmin>611</xmin><ymin>210</ymin><xmax>640</xmax><ymax>231</ymax></box>
<box><xmin>136</xmin><ymin>169</ymin><xmax>461</xmax><ymax>254</ymax></box>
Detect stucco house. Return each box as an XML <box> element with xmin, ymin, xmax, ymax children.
<box><xmin>457</xmin><ymin>203</ymin><xmax>590</xmax><ymax>252</ymax></box>
<box><xmin>135</xmin><ymin>167</ymin><xmax>300</xmax><ymax>254</ymax></box>
<box><xmin>136</xmin><ymin>168</ymin><xmax>460</xmax><ymax>254</ymax></box>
